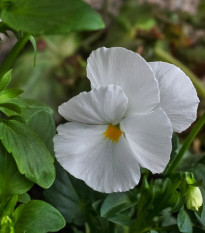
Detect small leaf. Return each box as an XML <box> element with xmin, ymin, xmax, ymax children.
<box><xmin>177</xmin><ymin>207</ymin><xmax>193</xmax><ymax>233</ymax></box>
<box><xmin>0</xmin><ymin>144</ymin><xmax>32</xmax><ymax>197</ymax></box>
<box><xmin>0</xmin><ymin>119</ymin><xmax>55</xmax><ymax>188</ymax></box>
<box><xmin>29</xmin><ymin>36</ymin><xmax>37</xmax><ymax>66</ymax></box>
<box><xmin>0</xmin><ymin>88</ymin><xmax>23</xmax><ymax>104</ymax></box>
<box><xmin>14</xmin><ymin>200</ymin><xmax>66</xmax><ymax>233</ymax></box>
<box><xmin>0</xmin><ymin>70</ymin><xmax>12</xmax><ymax>91</ymax></box>
<box><xmin>100</xmin><ymin>192</ymin><xmax>137</xmax><ymax>218</ymax></box>
<box><xmin>0</xmin><ymin>103</ymin><xmax>21</xmax><ymax>117</ymax></box>
<box><xmin>18</xmin><ymin>193</ymin><xmax>31</xmax><ymax>203</ymax></box>
<box><xmin>1</xmin><ymin>0</ymin><xmax>105</xmax><ymax>35</ymax></box>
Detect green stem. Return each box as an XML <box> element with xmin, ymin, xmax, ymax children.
<box><xmin>0</xmin><ymin>34</ymin><xmax>30</xmax><ymax>78</ymax></box>
<box><xmin>154</xmin><ymin>47</ymin><xmax>205</xmax><ymax>98</ymax></box>
<box><xmin>165</xmin><ymin>113</ymin><xmax>205</xmax><ymax>174</ymax></box>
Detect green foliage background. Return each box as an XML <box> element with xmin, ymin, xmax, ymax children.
<box><xmin>0</xmin><ymin>0</ymin><xmax>205</xmax><ymax>232</ymax></box>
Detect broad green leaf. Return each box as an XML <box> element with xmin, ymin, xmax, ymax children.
<box><xmin>0</xmin><ymin>103</ymin><xmax>21</xmax><ymax>117</ymax></box>
<box><xmin>0</xmin><ymin>119</ymin><xmax>55</xmax><ymax>188</ymax></box>
<box><xmin>10</xmin><ymin>98</ymin><xmax>55</xmax><ymax>154</ymax></box>
<box><xmin>14</xmin><ymin>200</ymin><xmax>65</xmax><ymax>233</ymax></box>
<box><xmin>0</xmin><ymin>70</ymin><xmax>12</xmax><ymax>91</ymax></box>
<box><xmin>0</xmin><ymin>144</ymin><xmax>32</xmax><ymax>197</ymax></box>
<box><xmin>1</xmin><ymin>0</ymin><xmax>105</xmax><ymax>35</ymax></box>
<box><xmin>0</xmin><ymin>88</ymin><xmax>22</xmax><ymax>103</ymax></box>
<box><xmin>177</xmin><ymin>207</ymin><xmax>193</xmax><ymax>233</ymax></box>
<box><xmin>44</xmin><ymin>162</ymin><xmax>104</xmax><ymax>225</ymax></box>
<box><xmin>100</xmin><ymin>192</ymin><xmax>137</xmax><ymax>218</ymax></box>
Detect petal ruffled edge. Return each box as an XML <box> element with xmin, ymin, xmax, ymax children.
<box><xmin>59</xmin><ymin>85</ymin><xmax>128</xmax><ymax>125</ymax></box>
<box><xmin>87</xmin><ymin>47</ymin><xmax>160</xmax><ymax>114</ymax></box>
<box><xmin>149</xmin><ymin>61</ymin><xmax>199</xmax><ymax>133</ymax></box>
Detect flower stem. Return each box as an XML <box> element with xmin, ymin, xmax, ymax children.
<box><xmin>154</xmin><ymin>47</ymin><xmax>205</xmax><ymax>98</ymax></box>
<box><xmin>165</xmin><ymin>112</ymin><xmax>205</xmax><ymax>175</ymax></box>
<box><xmin>0</xmin><ymin>34</ymin><xmax>30</xmax><ymax>78</ymax></box>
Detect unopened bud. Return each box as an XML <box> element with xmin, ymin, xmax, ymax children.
<box><xmin>186</xmin><ymin>186</ymin><xmax>203</xmax><ymax>211</ymax></box>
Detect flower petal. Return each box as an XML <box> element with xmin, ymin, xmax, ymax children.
<box><xmin>120</xmin><ymin>108</ymin><xmax>173</xmax><ymax>174</ymax></box>
<box><xmin>54</xmin><ymin>122</ymin><xmax>141</xmax><ymax>193</ymax></box>
<box><xmin>87</xmin><ymin>47</ymin><xmax>160</xmax><ymax>114</ymax></box>
<box><xmin>149</xmin><ymin>62</ymin><xmax>199</xmax><ymax>133</ymax></box>
<box><xmin>59</xmin><ymin>85</ymin><xmax>128</xmax><ymax>125</ymax></box>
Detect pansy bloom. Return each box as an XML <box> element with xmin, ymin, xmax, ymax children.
<box><xmin>54</xmin><ymin>47</ymin><xmax>199</xmax><ymax>193</ymax></box>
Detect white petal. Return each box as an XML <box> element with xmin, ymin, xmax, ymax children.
<box><xmin>149</xmin><ymin>62</ymin><xmax>199</xmax><ymax>133</ymax></box>
<box><xmin>121</xmin><ymin>108</ymin><xmax>173</xmax><ymax>174</ymax></box>
<box><xmin>59</xmin><ymin>85</ymin><xmax>128</xmax><ymax>125</ymax></box>
<box><xmin>87</xmin><ymin>47</ymin><xmax>160</xmax><ymax>114</ymax></box>
<box><xmin>54</xmin><ymin>122</ymin><xmax>141</xmax><ymax>193</ymax></box>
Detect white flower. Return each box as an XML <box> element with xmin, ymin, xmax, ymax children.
<box><xmin>54</xmin><ymin>47</ymin><xmax>199</xmax><ymax>193</ymax></box>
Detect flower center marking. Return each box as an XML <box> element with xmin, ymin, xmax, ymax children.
<box><xmin>103</xmin><ymin>124</ymin><xmax>123</xmax><ymax>143</ymax></box>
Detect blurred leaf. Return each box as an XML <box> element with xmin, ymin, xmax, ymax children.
<box><xmin>1</xmin><ymin>0</ymin><xmax>105</xmax><ymax>35</ymax></box>
<box><xmin>177</xmin><ymin>207</ymin><xmax>193</xmax><ymax>233</ymax></box>
<box><xmin>18</xmin><ymin>193</ymin><xmax>31</xmax><ymax>203</ymax></box>
<box><xmin>191</xmin><ymin>162</ymin><xmax>205</xmax><ymax>226</ymax></box>
<box><xmin>0</xmin><ymin>70</ymin><xmax>12</xmax><ymax>91</ymax></box>
<box><xmin>14</xmin><ymin>200</ymin><xmax>65</xmax><ymax>233</ymax></box>
<box><xmin>0</xmin><ymin>102</ymin><xmax>21</xmax><ymax>117</ymax></box>
<box><xmin>11</xmin><ymin>34</ymin><xmax>80</xmax><ymax>119</ymax></box>
<box><xmin>108</xmin><ymin>213</ymin><xmax>131</xmax><ymax>226</ymax></box>
<box><xmin>29</xmin><ymin>36</ymin><xmax>37</xmax><ymax>66</ymax></box>
<box><xmin>100</xmin><ymin>192</ymin><xmax>137</xmax><ymax>218</ymax></box>
<box><xmin>1</xmin><ymin>194</ymin><xmax>18</xmax><ymax>217</ymax></box>
<box><xmin>0</xmin><ymin>22</ymin><xmax>11</xmax><ymax>37</ymax></box>
<box><xmin>0</xmin><ymin>119</ymin><xmax>55</xmax><ymax>188</ymax></box>
<box><xmin>44</xmin><ymin>162</ymin><xmax>104</xmax><ymax>225</ymax></box>
<box><xmin>0</xmin><ymin>144</ymin><xmax>32</xmax><ymax>197</ymax></box>
<box><xmin>0</xmin><ymin>88</ymin><xmax>22</xmax><ymax>103</ymax></box>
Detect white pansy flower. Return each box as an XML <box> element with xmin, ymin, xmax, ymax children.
<box><xmin>54</xmin><ymin>47</ymin><xmax>199</xmax><ymax>193</ymax></box>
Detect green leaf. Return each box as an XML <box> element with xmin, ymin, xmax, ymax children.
<box><xmin>1</xmin><ymin>0</ymin><xmax>105</xmax><ymax>35</ymax></box>
<box><xmin>14</xmin><ymin>200</ymin><xmax>65</xmax><ymax>233</ymax></box>
<box><xmin>11</xmin><ymin>98</ymin><xmax>56</xmax><ymax>154</ymax></box>
<box><xmin>18</xmin><ymin>193</ymin><xmax>31</xmax><ymax>203</ymax></box>
<box><xmin>0</xmin><ymin>119</ymin><xmax>55</xmax><ymax>188</ymax></box>
<box><xmin>0</xmin><ymin>88</ymin><xmax>23</xmax><ymax>104</ymax></box>
<box><xmin>44</xmin><ymin>162</ymin><xmax>103</xmax><ymax>225</ymax></box>
<box><xmin>108</xmin><ymin>213</ymin><xmax>131</xmax><ymax>226</ymax></box>
<box><xmin>0</xmin><ymin>70</ymin><xmax>12</xmax><ymax>91</ymax></box>
<box><xmin>0</xmin><ymin>144</ymin><xmax>32</xmax><ymax>197</ymax></box>
<box><xmin>100</xmin><ymin>192</ymin><xmax>137</xmax><ymax>218</ymax></box>
<box><xmin>0</xmin><ymin>103</ymin><xmax>21</xmax><ymax>117</ymax></box>
<box><xmin>0</xmin><ymin>195</ymin><xmax>18</xmax><ymax>221</ymax></box>
<box><xmin>177</xmin><ymin>207</ymin><xmax>193</xmax><ymax>233</ymax></box>
<box><xmin>29</xmin><ymin>36</ymin><xmax>37</xmax><ymax>66</ymax></box>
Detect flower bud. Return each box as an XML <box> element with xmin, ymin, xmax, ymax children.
<box><xmin>186</xmin><ymin>186</ymin><xmax>203</xmax><ymax>211</ymax></box>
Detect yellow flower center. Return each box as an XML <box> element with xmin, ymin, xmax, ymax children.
<box><xmin>103</xmin><ymin>124</ymin><xmax>123</xmax><ymax>142</ymax></box>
